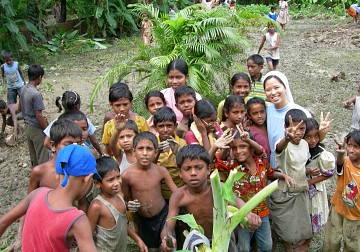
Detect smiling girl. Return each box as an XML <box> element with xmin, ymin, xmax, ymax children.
<box><xmin>161</xmin><ymin>59</ymin><xmax>202</xmax><ymax>121</ymax></box>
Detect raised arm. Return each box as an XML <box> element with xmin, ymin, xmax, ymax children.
<box><xmin>276</xmin><ymin>116</ymin><xmax>302</xmax><ymax>153</ymax></box>
<box><xmin>334</xmin><ymin>137</ymin><xmax>346</xmax><ymax>174</ymax></box>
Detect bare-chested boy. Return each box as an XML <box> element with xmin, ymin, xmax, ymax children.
<box><xmin>121</xmin><ymin>131</ymin><xmax>177</xmax><ymax>250</ymax></box>
<box><xmin>160</xmin><ymin>144</ymin><xmax>262</xmax><ymax>252</ymax></box>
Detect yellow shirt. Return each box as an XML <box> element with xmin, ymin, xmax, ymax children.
<box><xmin>101</xmin><ymin>115</ymin><xmax>149</xmax><ymax>145</ymax></box>
<box><xmin>157</xmin><ymin>134</ymin><xmax>186</xmax><ymax>199</ymax></box>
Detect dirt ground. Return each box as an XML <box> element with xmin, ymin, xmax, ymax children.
<box><xmin>0</xmin><ymin>17</ymin><xmax>360</xmax><ymax>251</ymax></box>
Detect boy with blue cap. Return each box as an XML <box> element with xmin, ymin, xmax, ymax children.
<box><xmin>0</xmin><ymin>145</ymin><xmax>99</xmax><ymax>252</ymax></box>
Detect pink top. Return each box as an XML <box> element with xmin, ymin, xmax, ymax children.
<box><xmin>161</xmin><ymin>87</ymin><xmax>202</xmax><ymax>121</ymax></box>
<box><xmin>22</xmin><ymin>188</ymin><xmax>85</xmax><ymax>252</ymax></box>
<box><xmin>185</xmin><ymin>124</ymin><xmax>222</xmax><ymax>145</ymax></box>
<box><xmin>250</xmin><ymin>126</ymin><xmax>270</xmax><ymax>162</ymax></box>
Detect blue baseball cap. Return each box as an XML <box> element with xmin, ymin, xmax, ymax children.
<box><xmin>55</xmin><ymin>144</ymin><xmax>101</xmax><ymax>187</ymax></box>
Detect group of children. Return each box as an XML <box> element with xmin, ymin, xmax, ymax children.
<box><xmin>0</xmin><ymin>51</ymin><xmax>360</xmax><ymax>252</ymax></box>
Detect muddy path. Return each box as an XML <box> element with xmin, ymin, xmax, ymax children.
<box><xmin>1</xmin><ymin>17</ymin><xmax>359</xmax><ymax>251</ymax></box>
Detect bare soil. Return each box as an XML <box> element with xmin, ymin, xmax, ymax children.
<box><xmin>1</xmin><ymin>17</ymin><xmax>360</xmax><ymax>251</ymax></box>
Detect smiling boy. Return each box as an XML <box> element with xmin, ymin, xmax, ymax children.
<box><xmin>121</xmin><ymin>132</ymin><xmax>177</xmax><ymax>250</ymax></box>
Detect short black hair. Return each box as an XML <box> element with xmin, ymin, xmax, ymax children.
<box><xmin>153</xmin><ymin>107</ymin><xmax>177</xmax><ymax>126</ymax></box>
<box><xmin>174</xmin><ymin>86</ymin><xmax>196</xmax><ymax>103</ymax></box>
<box><xmin>95</xmin><ymin>156</ymin><xmax>119</xmax><ymax>182</ymax></box>
<box><xmin>109</xmin><ymin>86</ymin><xmax>133</xmax><ymax>103</ymax></box>
<box><xmin>246</xmin><ymin>97</ymin><xmax>266</xmax><ymax>114</ymax></box>
<box><xmin>28</xmin><ymin>64</ymin><xmax>45</xmax><ymax>81</ymax></box>
<box><xmin>144</xmin><ymin>90</ymin><xmax>166</xmax><ymax>108</ymax></box>
<box><xmin>1</xmin><ymin>50</ymin><xmax>13</xmax><ymax>59</ymax></box>
<box><xmin>58</xmin><ymin>110</ymin><xmax>88</xmax><ymax>126</ymax></box>
<box><xmin>121</xmin><ymin>119</ymin><xmax>138</xmax><ymax>134</ymax></box>
<box><xmin>0</xmin><ymin>100</ymin><xmax>6</xmax><ymax>109</ymax></box>
<box><xmin>50</xmin><ymin>119</ymin><xmax>82</xmax><ymax>147</ymax></box>
<box><xmin>247</xmin><ymin>54</ymin><xmax>264</xmax><ymax>66</ymax></box>
<box><xmin>284</xmin><ymin>109</ymin><xmax>307</xmax><ymax>127</ymax></box>
<box><xmin>109</xmin><ymin>82</ymin><xmax>129</xmax><ymax>93</ymax></box>
<box><xmin>133</xmin><ymin>131</ymin><xmax>158</xmax><ymax>149</ymax></box>
<box><xmin>176</xmin><ymin>145</ymin><xmax>210</xmax><ymax>168</ymax></box>
<box><xmin>346</xmin><ymin>130</ymin><xmax>360</xmax><ymax>146</ymax></box>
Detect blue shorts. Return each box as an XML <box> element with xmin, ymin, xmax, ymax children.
<box><xmin>266</xmin><ymin>57</ymin><xmax>279</xmax><ymax>67</ymax></box>
<box><xmin>7</xmin><ymin>87</ymin><xmax>22</xmax><ymax>104</ymax></box>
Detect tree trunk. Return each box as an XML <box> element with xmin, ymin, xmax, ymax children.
<box><xmin>60</xmin><ymin>0</ymin><xmax>67</xmax><ymax>23</ymax></box>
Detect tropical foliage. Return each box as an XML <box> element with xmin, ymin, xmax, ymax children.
<box><xmin>169</xmin><ymin>169</ymin><xmax>278</xmax><ymax>251</ymax></box>
<box><xmin>0</xmin><ymin>0</ymin><xmax>47</xmax><ymax>56</ymax></box>
<box><xmin>90</xmin><ymin>4</ymin><xmax>268</xmax><ymax>112</ymax></box>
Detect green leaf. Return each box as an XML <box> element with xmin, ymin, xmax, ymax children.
<box><xmin>5</xmin><ymin>20</ymin><xmax>19</xmax><ymax>34</ymax></box>
<box><xmin>15</xmin><ymin>33</ymin><xmax>29</xmax><ymax>51</ymax></box>
<box><xmin>66</xmin><ymin>30</ymin><xmax>78</xmax><ymax>40</ymax></box>
<box><xmin>24</xmin><ymin>21</ymin><xmax>46</xmax><ymax>42</ymax></box>
<box><xmin>221</xmin><ymin>169</ymin><xmax>244</xmax><ymax>205</ymax></box>
<box><xmin>105</xmin><ymin>13</ymin><xmax>117</xmax><ymax>29</ymax></box>
<box><xmin>95</xmin><ymin>7</ymin><xmax>103</xmax><ymax>19</ymax></box>
<box><xmin>168</xmin><ymin>214</ymin><xmax>204</xmax><ymax>235</ymax></box>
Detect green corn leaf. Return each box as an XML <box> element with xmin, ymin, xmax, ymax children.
<box><xmin>15</xmin><ymin>33</ymin><xmax>29</xmax><ymax>51</ymax></box>
<box><xmin>221</xmin><ymin>168</ymin><xmax>244</xmax><ymax>205</ymax></box>
<box><xmin>168</xmin><ymin>214</ymin><xmax>204</xmax><ymax>235</ymax></box>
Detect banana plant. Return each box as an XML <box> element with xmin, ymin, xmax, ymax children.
<box><xmin>170</xmin><ymin>169</ymin><xmax>278</xmax><ymax>251</ymax></box>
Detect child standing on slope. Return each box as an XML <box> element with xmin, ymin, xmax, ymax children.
<box><xmin>258</xmin><ymin>22</ymin><xmax>280</xmax><ymax>71</ymax></box>
<box><xmin>324</xmin><ymin>130</ymin><xmax>360</xmax><ymax>251</ymax></box>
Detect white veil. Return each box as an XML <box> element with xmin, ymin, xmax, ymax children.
<box><xmin>263</xmin><ymin>71</ymin><xmax>294</xmax><ymax>103</ymax></box>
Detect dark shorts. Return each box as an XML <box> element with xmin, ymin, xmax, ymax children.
<box><xmin>137</xmin><ymin>203</ymin><xmax>168</xmax><ymax>248</ymax></box>
<box><xmin>266</xmin><ymin>57</ymin><xmax>279</xmax><ymax>67</ymax></box>
<box><xmin>7</xmin><ymin>87</ymin><xmax>22</xmax><ymax>104</ymax></box>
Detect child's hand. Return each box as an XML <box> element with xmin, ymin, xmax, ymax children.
<box><xmin>137</xmin><ymin>239</ymin><xmax>148</xmax><ymax>252</ymax></box>
<box><xmin>245</xmin><ymin>212</ymin><xmax>262</xmax><ymax>232</ymax></box>
<box><xmin>167</xmin><ymin>136</ymin><xmax>179</xmax><ymax>155</ymax></box>
<box><xmin>236</xmin><ymin>124</ymin><xmax>250</xmax><ymax>142</ymax></box>
<box><xmin>282</xmin><ymin>174</ymin><xmax>297</xmax><ymax>188</ymax></box>
<box><xmin>114</xmin><ymin>113</ymin><xmax>127</xmax><ymax>130</ymax></box>
<box><xmin>194</xmin><ymin>115</ymin><xmax>207</xmax><ymax>135</ymax></box>
<box><xmin>334</xmin><ymin>136</ymin><xmax>346</xmax><ymax>155</ymax></box>
<box><xmin>284</xmin><ymin>115</ymin><xmax>303</xmax><ymax>141</ymax></box>
<box><xmin>306</xmin><ymin>167</ymin><xmax>320</xmax><ymax>176</ymax></box>
<box><xmin>341</xmin><ymin>100</ymin><xmax>351</xmax><ymax>108</ymax></box>
<box><xmin>214</xmin><ymin>131</ymin><xmax>235</xmax><ymax>149</ymax></box>
<box><xmin>127</xmin><ymin>199</ymin><xmax>141</xmax><ymax>212</ymax></box>
<box><xmin>243</xmin><ymin>118</ymin><xmax>252</xmax><ymax>131</ymax></box>
<box><xmin>319</xmin><ymin>112</ymin><xmax>334</xmax><ymax>135</ymax></box>
<box><xmin>161</xmin><ymin>235</ymin><xmax>177</xmax><ymax>252</ymax></box>
<box><xmin>158</xmin><ymin>141</ymin><xmax>170</xmax><ymax>153</ymax></box>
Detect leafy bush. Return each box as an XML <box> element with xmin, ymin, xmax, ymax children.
<box><xmin>90</xmin><ymin>4</ymin><xmax>267</xmax><ymax>113</ymax></box>
<box><xmin>43</xmin><ymin>30</ymin><xmax>111</xmax><ymax>55</ymax></box>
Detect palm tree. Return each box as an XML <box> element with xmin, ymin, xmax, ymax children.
<box><xmin>90</xmin><ymin>3</ymin><xmax>266</xmax><ymax>112</ymax></box>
